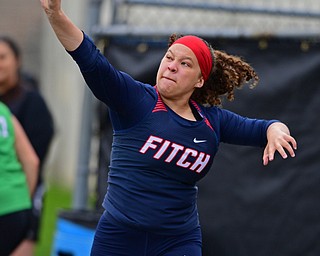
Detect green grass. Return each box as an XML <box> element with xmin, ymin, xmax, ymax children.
<box><xmin>35</xmin><ymin>184</ymin><xmax>72</xmax><ymax>256</ymax></box>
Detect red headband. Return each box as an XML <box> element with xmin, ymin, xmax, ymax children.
<box><xmin>172</xmin><ymin>35</ymin><xmax>213</xmax><ymax>81</ymax></box>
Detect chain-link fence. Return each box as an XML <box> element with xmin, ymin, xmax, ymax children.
<box><xmin>96</xmin><ymin>0</ymin><xmax>320</xmax><ymax>37</ymax></box>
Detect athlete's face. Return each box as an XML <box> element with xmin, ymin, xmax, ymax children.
<box><xmin>156</xmin><ymin>44</ymin><xmax>204</xmax><ymax>101</ymax></box>
<box><xmin>0</xmin><ymin>41</ymin><xmax>20</xmax><ymax>93</ymax></box>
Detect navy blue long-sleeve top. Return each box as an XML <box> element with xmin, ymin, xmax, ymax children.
<box><xmin>68</xmin><ymin>34</ymin><xmax>276</xmax><ymax>235</ymax></box>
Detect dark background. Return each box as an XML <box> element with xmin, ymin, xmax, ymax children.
<box><xmin>96</xmin><ymin>35</ymin><xmax>320</xmax><ymax>256</ymax></box>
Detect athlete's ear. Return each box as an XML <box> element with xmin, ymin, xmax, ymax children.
<box><xmin>195</xmin><ymin>76</ymin><xmax>204</xmax><ymax>88</ymax></box>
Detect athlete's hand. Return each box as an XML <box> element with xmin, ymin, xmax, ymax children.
<box><xmin>40</xmin><ymin>0</ymin><xmax>62</xmax><ymax>14</ymax></box>
<box><xmin>39</xmin><ymin>0</ymin><xmax>83</xmax><ymax>51</ymax></box>
<box><xmin>263</xmin><ymin>122</ymin><xmax>297</xmax><ymax>166</ymax></box>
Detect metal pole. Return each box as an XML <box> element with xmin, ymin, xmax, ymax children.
<box><xmin>72</xmin><ymin>0</ymin><xmax>103</xmax><ymax>210</ymax></box>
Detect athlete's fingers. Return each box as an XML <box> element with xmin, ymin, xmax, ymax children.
<box><xmin>40</xmin><ymin>0</ymin><xmax>61</xmax><ymax>12</ymax></box>
<box><xmin>274</xmin><ymin>144</ymin><xmax>288</xmax><ymax>159</ymax></box>
<box><xmin>262</xmin><ymin>153</ymin><xmax>269</xmax><ymax>166</ymax></box>
<box><xmin>267</xmin><ymin>144</ymin><xmax>276</xmax><ymax>161</ymax></box>
<box><xmin>277</xmin><ymin>134</ymin><xmax>297</xmax><ymax>158</ymax></box>
<box><xmin>263</xmin><ymin>146</ymin><xmax>272</xmax><ymax>166</ymax></box>
<box><xmin>283</xmin><ymin>142</ymin><xmax>295</xmax><ymax>158</ymax></box>
<box><xmin>286</xmin><ymin>135</ymin><xmax>298</xmax><ymax>154</ymax></box>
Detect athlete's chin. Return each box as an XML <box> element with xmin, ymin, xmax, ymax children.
<box><xmin>158</xmin><ymin>78</ymin><xmax>177</xmax><ymax>89</ymax></box>
<box><xmin>157</xmin><ymin>86</ymin><xmax>174</xmax><ymax>99</ymax></box>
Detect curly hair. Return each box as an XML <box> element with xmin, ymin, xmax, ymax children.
<box><xmin>168</xmin><ymin>34</ymin><xmax>259</xmax><ymax>106</ymax></box>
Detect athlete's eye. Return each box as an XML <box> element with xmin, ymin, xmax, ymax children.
<box><xmin>166</xmin><ymin>54</ymin><xmax>173</xmax><ymax>61</ymax></box>
<box><xmin>181</xmin><ymin>61</ymin><xmax>191</xmax><ymax>67</ymax></box>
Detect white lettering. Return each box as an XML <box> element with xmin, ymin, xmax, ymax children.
<box><xmin>139</xmin><ymin>135</ymin><xmax>211</xmax><ymax>174</ymax></box>
<box><xmin>165</xmin><ymin>143</ymin><xmax>184</xmax><ymax>163</ymax></box>
<box><xmin>140</xmin><ymin>135</ymin><xmax>163</xmax><ymax>154</ymax></box>
<box><xmin>0</xmin><ymin>116</ymin><xmax>9</xmax><ymax>138</ymax></box>
<box><xmin>154</xmin><ymin>140</ymin><xmax>171</xmax><ymax>159</ymax></box>
<box><xmin>190</xmin><ymin>153</ymin><xmax>211</xmax><ymax>173</ymax></box>
<box><xmin>177</xmin><ymin>148</ymin><xmax>198</xmax><ymax>168</ymax></box>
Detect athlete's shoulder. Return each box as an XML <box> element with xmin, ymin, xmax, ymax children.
<box><xmin>144</xmin><ymin>84</ymin><xmax>157</xmax><ymax>97</ymax></box>
<box><xmin>199</xmin><ymin>104</ymin><xmax>222</xmax><ymax>120</ymax></box>
<box><xmin>203</xmin><ymin>105</ymin><xmax>239</xmax><ymax>119</ymax></box>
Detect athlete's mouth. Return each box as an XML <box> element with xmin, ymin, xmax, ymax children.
<box><xmin>162</xmin><ymin>76</ymin><xmax>175</xmax><ymax>82</ymax></box>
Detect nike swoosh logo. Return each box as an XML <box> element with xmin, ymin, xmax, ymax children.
<box><xmin>193</xmin><ymin>138</ymin><xmax>207</xmax><ymax>143</ymax></box>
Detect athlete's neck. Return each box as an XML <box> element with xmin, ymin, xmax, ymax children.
<box><xmin>161</xmin><ymin>96</ymin><xmax>197</xmax><ymax>121</ymax></box>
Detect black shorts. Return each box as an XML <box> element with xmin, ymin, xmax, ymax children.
<box><xmin>0</xmin><ymin>209</ymin><xmax>32</xmax><ymax>255</ymax></box>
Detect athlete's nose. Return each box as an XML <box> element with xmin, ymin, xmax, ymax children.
<box><xmin>167</xmin><ymin>61</ymin><xmax>177</xmax><ymax>73</ymax></box>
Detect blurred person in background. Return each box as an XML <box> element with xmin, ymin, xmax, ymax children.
<box><xmin>0</xmin><ymin>101</ymin><xmax>39</xmax><ymax>255</ymax></box>
<box><xmin>0</xmin><ymin>36</ymin><xmax>54</xmax><ymax>255</ymax></box>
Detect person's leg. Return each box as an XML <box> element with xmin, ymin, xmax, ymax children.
<box><xmin>162</xmin><ymin>243</ymin><xmax>202</xmax><ymax>256</ymax></box>
<box><xmin>0</xmin><ymin>209</ymin><xmax>30</xmax><ymax>256</ymax></box>
<box><xmin>149</xmin><ymin>226</ymin><xmax>202</xmax><ymax>256</ymax></box>
<box><xmin>11</xmin><ymin>183</ymin><xmax>45</xmax><ymax>256</ymax></box>
<box><xmin>90</xmin><ymin>211</ymin><xmax>147</xmax><ymax>256</ymax></box>
<box><xmin>10</xmin><ymin>240</ymin><xmax>34</xmax><ymax>256</ymax></box>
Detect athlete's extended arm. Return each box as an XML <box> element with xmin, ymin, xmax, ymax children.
<box><xmin>263</xmin><ymin>122</ymin><xmax>297</xmax><ymax>166</ymax></box>
<box><xmin>40</xmin><ymin>0</ymin><xmax>83</xmax><ymax>51</ymax></box>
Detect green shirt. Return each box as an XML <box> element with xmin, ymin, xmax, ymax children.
<box><xmin>0</xmin><ymin>102</ymin><xmax>31</xmax><ymax>216</ymax></box>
